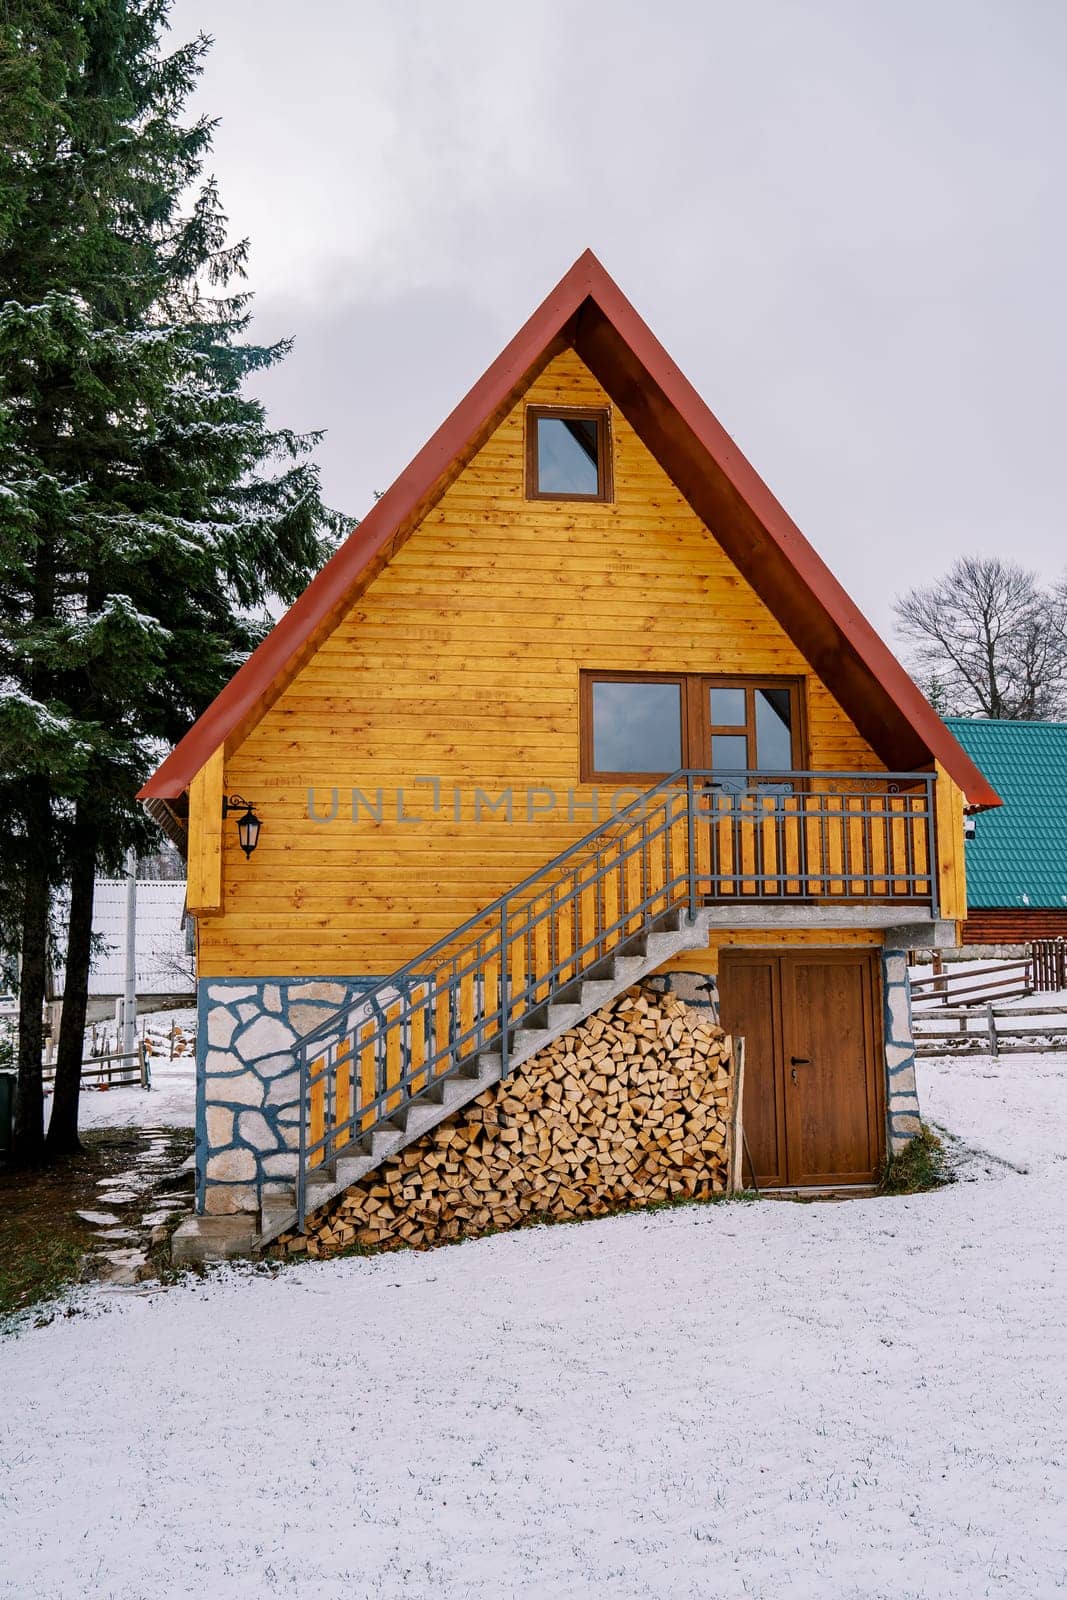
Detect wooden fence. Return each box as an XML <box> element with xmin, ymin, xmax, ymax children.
<box><xmin>912</xmin><ymin>943</ymin><xmax>1066</xmax><ymax>1015</ymax></box>
<box><xmin>1031</xmin><ymin>938</ymin><xmax>1067</xmax><ymax>994</ymax></box>
<box><xmin>910</xmin><ymin>959</ymin><xmax>1032</xmax><ymax>1010</ymax></box>
<box><xmin>913</xmin><ymin>1001</ymin><xmax>1067</xmax><ymax>1059</ymax></box>
<box><xmin>42</xmin><ymin>1043</ymin><xmax>150</xmax><ymax>1090</ymax></box>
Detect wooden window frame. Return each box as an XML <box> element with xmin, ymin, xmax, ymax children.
<box><xmin>579</xmin><ymin>670</ymin><xmax>807</xmax><ymax>783</ymax></box>
<box><xmin>525</xmin><ymin>405</ymin><xmax>613</xmax><ymax>503</ymax></box>
<box><xmin>704</xmin><ymin>676</ymin><xmax>805</xmax><ymax>780</ymax></box>
<box><xmin>579</xmin><ymin>671</ymin><xmax>687</xmax><ymax>785</ymax></box>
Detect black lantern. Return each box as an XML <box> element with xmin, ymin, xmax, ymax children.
<box><xmin>223</xmin><ymin>794</ymin><xmax>262</xmax><ymax>858</ymax></box>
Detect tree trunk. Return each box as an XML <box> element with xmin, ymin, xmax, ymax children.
<box><xmin>47</xmin><ymin>813</ymin><xmax>98</xmax><ymax>1155</ymax></box>
<box><xmin>12</xmin><ymin>780</ymin><xmax>51</xmax><ymax>1165</ymax></box>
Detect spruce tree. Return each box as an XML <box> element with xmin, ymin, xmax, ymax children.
<box><xmin>0</xmin><ymin>1</ymin><xmax>343</xmax><ymax>1159</ymax></box>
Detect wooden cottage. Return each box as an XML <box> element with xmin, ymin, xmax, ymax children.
<box><xmin>139</xmin><ymin>252</ymin><xmax>1000</xmax><ymax>1260</ymax></box>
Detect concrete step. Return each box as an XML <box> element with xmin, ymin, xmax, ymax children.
<box><xmin>334</xmin><ymin>1154</ymin><xmax>376</xmax><ymax>1186</ymax></box>
<box><xmin>368</xmin><ymin>1129</ymin><xmax>403</xmax><ymax>1158</ymax></box>
<box><xmin>427</xmin><ymin>1075</ymin><xmax>472</xmax><ymax>1107</ymax></box>
<box><xmin>172</xmin><ymin>1215</ymin><xmax>259</xmax><ymax>1265</ymax></box>
<box><xmin>394</xmin><ymin>1102</ymin><xmax>441</xmax><ymax>1137</ymax></box>
<box><xmin>510</xmin><ymin>1026</ymin><xmax>550</xmax><ymax>1058</ymax></box>
<box><xmin>258</xmin><ymin>1192</ymin><xmax>297</xmax><ymax>1240</ymax></box>
<box><xmin>578</xmin><ymin>979</ymin><xmax>616</xmax><ymax>1009</ymax></box>
<box><xmin>546</xmin><ymin>1002</ymin><xmax>584</xmax><ymax>1030</ymax></box>
<box><xmin>305</xmin><ymin>1176</ymin><xmax>335</xmax><ymax>1213</ymax></box>
<box><xmin>610</xmin><ymin>956</ymin><xmax>647</xmax><ymax>984</ymax></box>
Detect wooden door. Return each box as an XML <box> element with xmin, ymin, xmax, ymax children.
<box><xmin>778</xmin><ymin>952</ymin><xmax>883</xmax><ymax>1185</ymax></box>
<box><xmin>716</xmin><ymin>954</ymin><xmax>788</xmax><ymax>1187</ymax></box>
<box><xmin>718</xmin><ymin>950</ymin><xmax>884</xmax><ymax>1187</ymax></box>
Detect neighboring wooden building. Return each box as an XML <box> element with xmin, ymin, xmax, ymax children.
<box><xmin>139</xmin><ymin>252</ymin><xmax>999</xmax><ymax>1259</ymax></box>
<box><xmin>946</xmin><ymin>718</ymin><xmax>1067</xmax><ymax>946</ymax></box>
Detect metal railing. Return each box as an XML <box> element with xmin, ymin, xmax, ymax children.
<box><xmin>294</xmin><ymin>769</ymin><xmax>936</xmax><ymax>1223</ymax></box>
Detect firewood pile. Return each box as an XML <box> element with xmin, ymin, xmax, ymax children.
<box><xmin>283</xmin><ymin>984</ymin><xmax>736</xmax><ymax>1259</ymax></box>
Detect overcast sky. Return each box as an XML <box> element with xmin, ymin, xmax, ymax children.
<box><xmin>169</xmin><ymin>0</ymin><xmax>1065</xmax><ymax>639</ymax></box>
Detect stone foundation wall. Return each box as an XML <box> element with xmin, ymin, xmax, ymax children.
<box><xmin>882</xmin><ymin>949</ymin><xmax>921</xmax><ymax>1153</ymax></box>
<box><xmin>286</xmin><ymin>984</ymin><xmax>736</xmax><ymax>1258</ymax></box>
<box><xmin>196</xmin><ymin>976</ymin><xmax>379</xmax><ymax>1214</ymax></box>
<box><xmin>910</xmin><ymin>944</ymin><xmax>1028</xmax><ymax>963</ymax></box>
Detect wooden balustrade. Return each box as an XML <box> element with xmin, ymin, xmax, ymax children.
<box><xmin>693</xmin><ymin>785</ymin><xmax>932</xmax><ymax>901</ymax></box>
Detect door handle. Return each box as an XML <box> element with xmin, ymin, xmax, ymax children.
<box><xmin>790</xmin><ymin>1056</ymin><xmax>810</xmax><ymax>1066</ymax></box>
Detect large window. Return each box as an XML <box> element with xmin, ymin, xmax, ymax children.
<box><xmin>580</xmin><ymin>672</ymin><xmax>802</xmax><ymax>782</ymax></box>
<box><xmin>526</xmin><ymin>407</ymin><xmax>612</xmax><ymax>501</ymax></box>
<box><xmin>588</xmin><ymin>677</ymin><xmax>684</xmax><ymax>777</ymax></box>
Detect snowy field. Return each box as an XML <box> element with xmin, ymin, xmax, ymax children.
<box><xmin>920</xmin><ymin>1050</ymin><xmax>1067</xmax><ymax>1175</ymax></box>
<box><xmin>2</xmin><ymin>1052</ymin><xmax>1066</xmax><ymax>1598</ymax></box>
<box><xmin>72</xmin><ymin>1053</ymin><xmax>196</xmax><ymax>1131</ymax></box>
<box><xmin>56</xmin><ymin>1006</ymin><xmax>197</xmax><ymax>1132</ymax></box>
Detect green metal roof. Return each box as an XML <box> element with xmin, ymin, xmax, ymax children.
<box><xmin>945</xmin><ymin>719</ymin><xmax>1067</xmax><ymax>909</ymax></box>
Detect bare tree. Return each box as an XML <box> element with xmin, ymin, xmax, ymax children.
<box><xmin>895</xmin><ymin>557</ymin><xmax>1067</xmax><ymax>720</ymax></box>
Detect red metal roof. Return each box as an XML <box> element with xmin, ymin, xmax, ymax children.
<box><xmin>139</xmin><ymin>250</ymin><xmax>1000</xmax><ymax>810</ymax></box>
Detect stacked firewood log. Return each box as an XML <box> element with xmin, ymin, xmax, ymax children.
<box><xmin>285</xmin><ymin>984</ymin><xmax>736</xmax><ymax>1258</ymax></box>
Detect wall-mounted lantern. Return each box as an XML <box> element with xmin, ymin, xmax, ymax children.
<box><xmin>223</xmin><ymin>794</ymin><xmax>262</xmax><ymax>858</ymax></box>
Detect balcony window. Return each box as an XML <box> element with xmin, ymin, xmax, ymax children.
<box><xmin>708</xmin><ymin>682</ymin><xmax>797</xmax><ymax>793</ymax></box>
<box><xmin>580</xmin><ymin>672</ymin><xmax>802</xmax><ymax>782</ymax></box>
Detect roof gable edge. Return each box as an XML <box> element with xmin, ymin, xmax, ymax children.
<box><xmin>138</xmin><ymin>266</ymin><xmax>596</xmax><ymax>800</ymax></box>
<box><xmin>139</xmin><ymin>249</ymin><xmax>1000</xmax><ymax>812</ymax></box>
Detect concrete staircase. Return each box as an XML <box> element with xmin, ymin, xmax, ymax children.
<box><xmin>255</xmin><ymin>908</ymin><xmax>714</xmax><ymax>1247</ymax></box>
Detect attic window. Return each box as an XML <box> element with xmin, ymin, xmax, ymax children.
<box><xmin>526</xmin><ymin>407</ymin><xmax>612</xmax><ymax>501</ymax></box>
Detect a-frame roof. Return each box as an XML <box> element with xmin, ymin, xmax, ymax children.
<box><xmin>139</xmin><ymin>249</ymin><xmax>999</xmax><ymax>811</ymax></box>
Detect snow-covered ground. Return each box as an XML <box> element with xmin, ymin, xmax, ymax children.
<box><xmin>919</xmin><ymin>1050</ymin><xmax>1067</xmax><ymax>1175</ymax></box>
<box><xmin>2</xmin><ymin>1049</ymin><xmax>1065</xmax><ymax>1599</ymax></box>
<box><xmin>52</xmin><ymin>1006</ymin><xmax>197</xmax><ymax>1132</ymax></box>
<box><xmin>73</xmin><ymin>1054</ymin><xmax>196</xmax><ymax>1131</ymax></box>
<box><xmin>908</xmin><ymin>967</ymin><xmax>1067</xmax><ymax>1170</ymax></box>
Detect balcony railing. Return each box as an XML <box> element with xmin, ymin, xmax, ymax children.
<box><xmin>687</xmin><ymin>769</ymin><xmax>935</xmax><ymax>902</ymax></box>
<box><xmin>292</xmin><ymin>769</ymin><xmax>937</xmax><ymax>1221</ymax></box>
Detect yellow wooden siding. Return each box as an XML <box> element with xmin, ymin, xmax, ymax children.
<box><xmin>657</xmin><ymin>930</ymin><xmax>886</xmax><ymax>979</ymax></box>
<box><xmin>204</xmin><ymin>349</ymin><xmax>894</xmax><ymax>978</ymax></box>
<box><xmin>933</xmin><ymin>760</ymin><xmax>968</xmax><ymax>924</ymax></box>
<box><xmin>186</xmin><ymin>746</ymin><xmax>223</xmax><ymax>914</ymax></box>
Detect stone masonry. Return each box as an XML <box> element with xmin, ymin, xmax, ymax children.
<box><xmin>197</xmin><ymin>977</ymin><xmax>378</xmax><ymax>1214</ymax></box>
<box><xmin>881</xmin><ymin>948</ymin><xmax>922</xmax><ymax>1153</ymax></box>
